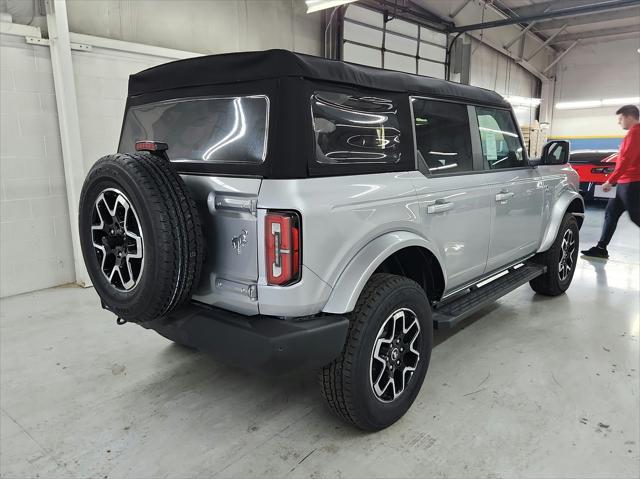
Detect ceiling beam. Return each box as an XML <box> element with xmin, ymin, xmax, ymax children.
<box><xmin>502</xmin><ymin>20</ymin><xmax>538</xmax><ymax>49</ymax></box>
<box><xmin>550</xmin><ymin>24</ymin><xmax>640</xmax><ymax>43</ymax></box>
<box><xmin>462</xmin><ymin>30</ymin><xmax>549</xmax><ymax>80</ymax></box>
<box><xmin>543</xmin><ymin>40</ymin><xmax>580</xmax><ymax>73</ymax></box>
<box><xmin>507</xmin><ymin>0</ymin><xmax>614</xmax><ymax>18</ymax></box>
<box><xmin>449</xmin><ymin>0</ymin><xmax>473</xmax><ymax>19</ymax></box>
<box><xmin>355</xmin><ymin>0</ymin><xmax>453</xmax><ymax>31</ymax></box>
<box><xmin>478</xmin><ymin>1</ymin><xmax>555</xmax><ymax>51</ymax></box>
<box><xmin>451</xmin><ymin>0</ymin><xmax>640</xmax><ymax>33</ymax></box>
<box><xmin>525</xmin><ymin>25</ymin><xmax>568</xmax><ymax>61</ymax></box>
<box><xmin>533</xmin><ymin>6</ymin><xmax>640</xmax><ymax>31</ymax></box>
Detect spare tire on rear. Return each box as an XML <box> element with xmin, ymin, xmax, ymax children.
<box><xmin>78</xmin><ymin>153</ymin><xmax>204</xmax><ymax>322</ymax></box>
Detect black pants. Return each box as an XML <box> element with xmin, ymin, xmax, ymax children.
<box><xmin>598</xmin><ymin>181</ymin><xmax>640</xmax><ymax>247</ymax></box>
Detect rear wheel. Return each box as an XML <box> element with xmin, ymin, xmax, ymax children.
<box><xmin>319</xmin><ymin>274</ymin><xmax>433</xmax><ymax>431</ymax></box>
<box><xmin>529</xmin><ymin>213</ymin><xmax>579</xmax><ymax>296</ymax></box>
<box><xmin>79</xmin><ymin>153</ymin><xmax>204</xmax><ymax>322</ymax></box>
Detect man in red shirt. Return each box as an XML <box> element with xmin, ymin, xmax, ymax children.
<box><xmin>582</xmin><ymin>104</ymin><xmax>640</xmax><ymax>259</ymax></box>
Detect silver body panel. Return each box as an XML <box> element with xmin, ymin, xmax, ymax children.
<box><xmin>182</xmin><ymin>175</ymin><xmax>262</xmax><ymax>316</ymax></box>
<box><xmin>411</xmin><ymin>173</ymin><xmax>492</xmax><ymax>290</ymax></box>
<box><xmin>536</xmin><ymin>164</ymin><xmax>584</xmax><ymax>252</ymax></box>
<box><xmin>482</xmin><ymin>168</ymin><xmax>546</xmax><ymax>272</ymax></box>
<box><xmin>185</xmin><ymin>164</ymin><xmax>580</xmax><ymax>317</ymax></box>
<box><xmin>258</xmin><ymin>172</ymin><xmax>423</xmax><ymax>286</ymax></box>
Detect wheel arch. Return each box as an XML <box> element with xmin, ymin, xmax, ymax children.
<box><xmin>322</xmin><ymin>231</ymin><xmax>446</xmax><ymax>314</ymax></box>
<box><xmin>567</xmin><ymin>197</ymin><xmax>585</xmax><ymax>229</ymax></box>
<box><xmin>538</xmin><ymin>190</ymin><xmax>585</xmax><ymax>253</ymax></box>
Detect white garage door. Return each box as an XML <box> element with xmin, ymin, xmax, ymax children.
<box><xmin>342</xmin><ymin>4</ymin><xmax>447</xmax><ymax>79</ymax></box>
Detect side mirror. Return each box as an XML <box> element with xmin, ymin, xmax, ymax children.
<box><xmin>540</xmin><ymin>140</ymin><xmax>570</xmax><ymax>165</ymax></box>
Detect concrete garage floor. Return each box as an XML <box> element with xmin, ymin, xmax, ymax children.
<box><xmin>1</xmin><ymin>205</ymin><xmax>639</xmax><ymax>479</ymax></box>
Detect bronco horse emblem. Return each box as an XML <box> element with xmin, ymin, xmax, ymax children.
<box><xmin>231</xmin><ymin>229</ymin><xmax>248</xmax><ymax>255</ymax></box>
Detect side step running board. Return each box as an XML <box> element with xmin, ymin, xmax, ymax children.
<box><xmin>432</xmin><ymin>264</ymin><xmax>546</xmax><ymax>329</ymax></box>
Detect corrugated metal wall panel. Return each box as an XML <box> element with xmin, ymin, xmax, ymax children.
<box><xmin>470</xmin><ymin>40</ymin><xmax>539</xmax><ymax>125</ymax></box>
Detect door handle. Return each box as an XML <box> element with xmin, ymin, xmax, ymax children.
<box><xmin>495</xmin><ymin>191</ymin><xmax>515</xmax><ymax>202</ymax></box>
<box><xmin>427</xmin><ymin>200</ymin><xmax>454</xmax><ymax>214</ymax></box>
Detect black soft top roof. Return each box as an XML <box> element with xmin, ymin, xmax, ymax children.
<box><xmin>128</xmin><ymin>49</ymin><xmax>510</xmax><ymax>108</ymax></box>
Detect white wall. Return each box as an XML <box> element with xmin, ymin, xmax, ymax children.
<box><xmin>0</xmin><ymin>34</ymin><xmax>74</xmax><ymax>297</ymax></box>
<box><xmin>65</xmin><ymin>0</ymin><xmax>322</xmax><ymax>56</ymax></box>
<box><xmin>2</xmin><ymin>0</ymin><xmax>322</xmax><ymax>56</ymax></box>
<box><xmin>72</xmin><ymin>48</ymin><xmax>171</xmax><ymax>171</ymax></box>
<box><xmin>0</xmin><ymin>37</ymin><xmax>191</xmax><ymax>298</ymax></box>
<box><xmin>0</xmin><ymin>0</ymin><xmax>323</xmax><ymax>298</ymax></box>
<box><xmin>551</xmin><ymin>36</ymin><xmax>640</xmax><ymax>140</ymax></box>
<box><xmin>469</xmin><ymin>39</ymin><xmax>539</xmax><ymax>126</ymax></box>
<box><xmin>416</xmin><ymin>0</ymin><xmax>554</xmax><ymax>76</ymax></box>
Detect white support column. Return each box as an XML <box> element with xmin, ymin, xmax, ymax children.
<box><xmin>45</xmin><ymin>0</ymin><xmax>90</xmax><ymax>287</ymax></box>
<box><xmin>539</xmin><ymin>77</ymin><xmax>555</xmax><ymax>126</ymax></box>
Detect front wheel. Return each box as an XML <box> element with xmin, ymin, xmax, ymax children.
<box><xmin>529</xmin><ymin>213</ymin><xmax>579</xmax><ymax>296</ymax></box>
<box><xmin>319</xmin><ymin>274</ymin><xmax>433</xmax><ymax>431</ymax></box>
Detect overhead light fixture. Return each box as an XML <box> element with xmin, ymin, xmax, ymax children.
<box><xmin>504</xmin><ymin>95</ymin><xmax>542</xmax><ymax>107</ymax></box>
<box><xmin>556</xmin><ymin>97</ymin><xmax>640</xmax><ymax>110</ymax></box>
<box><xmin>305</xmin><ymin>0</ymin><xmax>358</xmax><ymax>14</ymax></box>
<box><xmin>602</xmin><ymin>97</ymin><xmax>640</xmax><ymax>106</ymax></box>
<box><xmin>555</xmin><ymin>100</ymin><xmax>602</xmax><ymax>110</ymax></box>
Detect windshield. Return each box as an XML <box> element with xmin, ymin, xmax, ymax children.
<box><xmin>119</xmin><ymin>95</ymin><xmax>269</xmax><ymax>164</ymax></box>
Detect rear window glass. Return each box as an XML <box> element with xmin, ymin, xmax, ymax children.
<box><xmin>311</xmin><ymin>91</ymin><xmax>401</xmax><ymax>164</ymax></box>
<box><xmin>119</xmin><ymin>95</ymin><xmax>269</xmax><ymax>164</ymax></box>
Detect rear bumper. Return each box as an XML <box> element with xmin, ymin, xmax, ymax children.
<box><xmin>142</xmin><ymin>303</ymin><xmax>349</xmax><ymax>375</ymax></box>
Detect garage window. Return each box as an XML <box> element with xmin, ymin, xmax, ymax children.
<box><xmin>411</xmin><ymin>98</ymin><xmax>473</xmax><ymax>174</ymax></box>
<box><xmin>311</xmin><ymin>91</ymin><xmax>401</xmax><ymax>164</ymax></box>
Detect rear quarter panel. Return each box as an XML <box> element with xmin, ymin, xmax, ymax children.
<box><xmin>257</xmin><ymin>172</ymin><xmax>425</xmax><ymax>314</ymax></box>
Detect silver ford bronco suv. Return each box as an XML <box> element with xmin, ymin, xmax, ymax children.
<box><xmin>79</xmin><ymin>50</ymin><xmax>584</xmax><ymax>431</ymax></box>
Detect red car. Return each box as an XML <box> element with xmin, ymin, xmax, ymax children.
<box><xmin>569</xmin><ymin>150</ymin><xmax>618</xmax><ymax>200</ymax></box>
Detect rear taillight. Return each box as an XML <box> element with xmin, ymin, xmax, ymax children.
<box><xmin>591</xmin><ymin>167</ymin><xmax>615</xmax><ymax>174</ymax></box>
<box><xmin>265</xmin><ymin>211</ymin><xmax>301</xmax><ymax>286</ymax></box>
<box><xmin>135</xmin><ymin>140</ymin><xmax>168</xmax><ymax>152</ymax></box>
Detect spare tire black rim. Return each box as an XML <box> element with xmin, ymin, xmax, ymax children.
<box><xmin>91</xmin><ymin>188</ymin><xmax>144</xmax><ymax>291</ymax></box>
<box><xmin>370</xmin><ymin>308</ymin><xmax>421</xmax><ymax>403</ymax></box>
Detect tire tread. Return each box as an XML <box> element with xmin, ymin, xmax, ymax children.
<box><xmin>79</xmin><ymin>153</ymin><xmax>204</xmax><ymax>322</ymax></box>
<box><xmin>319</xmin><ymin>273</ymin><xmax>426</xmax><ymax>428</ymax></box>
<box><xmin>529</xmin><ymin>213</ymin><xmax>579</xmax><ymax>296</ymax></box>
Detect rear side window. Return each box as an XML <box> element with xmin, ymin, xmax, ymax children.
<box><xmin>311</xmin><ymin>91</ymin><xmax>401</xmax><ymax>164</ymax></box>
<box><xmin>119</xmin><ymin>95</ymin><xmax>269</xmax><ymax>164</ymax></box>
<box><xmin>475</xmin><ymin>107</ymin><xmax>525</xmax><ymax>170</ymax></box>
<box><xmin>411</xmin><ymin>98</ymin><xmax>473</xmax><ymax>174</ymax></box>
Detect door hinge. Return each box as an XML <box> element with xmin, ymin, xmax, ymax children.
<box><xmin>214</xmin><ymin>196</ymin><xmax>258</xmax><ymax>216</ymax></box>
<box><xmin>215</xmin><ymin>277</ymin><xmax>258</xmax><ymax>301</ymax></box>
